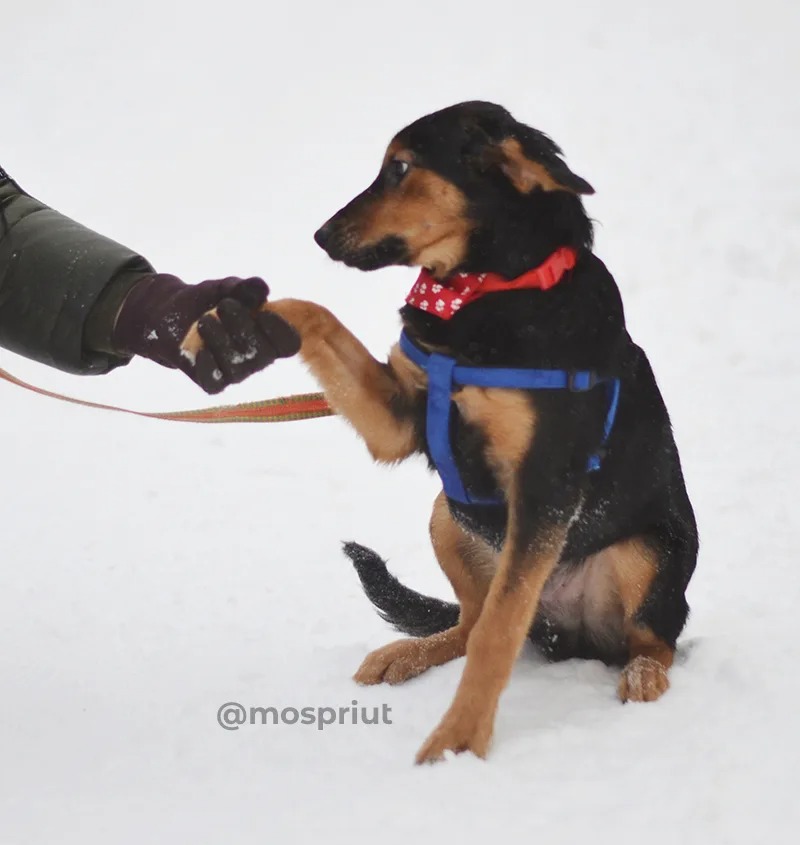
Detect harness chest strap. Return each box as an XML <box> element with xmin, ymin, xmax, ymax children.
<box><xmin>399</xmin><ymin>331</ymin><xmax>621</xmax><ymax>507</ymax></box>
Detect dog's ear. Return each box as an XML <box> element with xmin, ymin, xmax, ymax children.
<box><xmin>495</xmin><ymin>137</ymin><xmax>595</xmax><ymax>195</ymax></box>
<box><xmin>495</xmin><ymin>138</ymin><xmax>594</xmax><ymax>195</ymax></box>
<box><xmin>459</xmin><ymin>104</ymin><xmax>594</xmax><ymax>195</ymax></box>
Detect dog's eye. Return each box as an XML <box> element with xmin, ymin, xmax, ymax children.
<box><xmin>386</xmin><ymin>158</ymin><xmax>410</xmax><ymax>185</ymax></box>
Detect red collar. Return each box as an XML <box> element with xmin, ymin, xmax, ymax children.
<box><xmin>405</xmin><ymin>246</ymin><xmax>577</xmax><ymax>320</ymax></box>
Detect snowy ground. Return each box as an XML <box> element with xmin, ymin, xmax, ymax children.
<box><xmin>3</xmin><ymin>1</ymin><xmax>800</xmax><ymax>842</ymax></box>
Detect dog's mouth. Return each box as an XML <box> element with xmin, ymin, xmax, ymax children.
<box><xmin>314</xmin><ymin>225</ymin><xmax>409</xmax><ymax>271</ymax></box>
<box><xmin>342</xmin><ymin>237</ymin><xmax>409</xmax><ymax>271</ymax></box>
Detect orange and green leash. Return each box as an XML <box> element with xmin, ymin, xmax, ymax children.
<box><xmin>0</xmin><ymin>365</ymin><xmax>333</xmax><ymax>424</ymax></box>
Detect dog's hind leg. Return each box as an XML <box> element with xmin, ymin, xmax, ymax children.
<box><xmin>354</xmin><ymin>491</ymin><xmax>494</xmax><ymax>685</ymax></box>
<box><xmin>607</xmin><ymin>534</ymin><xmax>692</xmax><ymax>703</ymax></box>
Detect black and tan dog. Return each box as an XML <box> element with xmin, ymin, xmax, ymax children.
<box><xmin>185</xmin><ymin>101</ymin><xmax>698</xmax><ymax>763</ymax></box>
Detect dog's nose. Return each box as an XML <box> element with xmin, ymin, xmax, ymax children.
<box><xmin>314</xmin><ymin>221</ymin><xmax>333</xmax><ymax>249</ymax></box>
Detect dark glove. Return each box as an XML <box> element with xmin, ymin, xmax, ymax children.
<box><xmin>112</xmin><ymin>274</ymin><xmax>300</xmax><ymax>394</ymax></box>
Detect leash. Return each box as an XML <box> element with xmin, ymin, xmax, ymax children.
<box><xmin>0</xmin><ymin>365</ymin><xmax>333</xmax><ymax>424</ymax></box>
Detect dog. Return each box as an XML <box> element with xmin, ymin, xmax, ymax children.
<box><xmin>184</xmin><ymin>101</ymin><xmax>698</xmax><ymax>763</ymax></box>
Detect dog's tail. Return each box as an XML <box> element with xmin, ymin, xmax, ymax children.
<box><xmin>343</xmin><ymin>541</ymin><xmax>459</xmax><ymax>637</ymax></box>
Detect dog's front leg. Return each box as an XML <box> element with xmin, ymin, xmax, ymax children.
<box><xmin>414</xmin><ymin>485</ymin><xmax>580</xmax><ymax>763</ymax></box>
<box><xmin>262</xmin><ymin>299</ymin><xmax>420</xmax><ymax>464</ymax></box>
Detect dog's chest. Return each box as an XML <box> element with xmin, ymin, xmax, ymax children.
<box><xmin>452</xmin><ymin>386</ymin><xmax>536</xmax><ymax>489</ymax></box>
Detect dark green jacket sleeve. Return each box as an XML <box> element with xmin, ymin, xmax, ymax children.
<box><xmin>0</xmin><ymin>167</ymin><xmax>154</xmax><ymax>374</ymax></box>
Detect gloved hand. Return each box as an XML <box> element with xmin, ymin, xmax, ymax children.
<box><xmin>112</xmin><ymin>274</ymin><xmax>300</xmax><ymax>394</ymax></box>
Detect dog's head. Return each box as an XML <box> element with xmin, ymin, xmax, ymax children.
<box><xmin>314</xmin><ymin>101</ymin><xmax>594</xmax><ymax>279</ymax></box>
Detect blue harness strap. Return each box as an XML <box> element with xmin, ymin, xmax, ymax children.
<box><xmin>425</xmin><ymin>353</ymin><xmax>472</xmax><ymax>504</ymax></box>
<box><xmin>400</xmin><ymin>331</ymin><xmax>621</xmax><ymax>506</ymax></box>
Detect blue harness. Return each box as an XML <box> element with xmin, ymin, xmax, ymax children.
<box><xmin>399</xmin><ymin>331</ymin><xmax>621</xmax><ymax>506</ymax></box>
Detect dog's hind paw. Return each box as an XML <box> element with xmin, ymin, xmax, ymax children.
<box><xmin>354</xmin><ymin>632</ymin><xmax>467</xmax><ymax>686</ymax></box>
<box><xmin>618</xmin><ymin>655</ymin><xmax>670</xmax><ymax>703</ymax></box>
<box><xmin>354</xmin><ymin>639</ymin><xmax>440</xmax><ymax>686</ymax></box>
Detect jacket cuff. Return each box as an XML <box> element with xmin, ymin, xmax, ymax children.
<box><xmin>0</xmin><ymin>181</ymin><xmax>156</xmax><ymax>374</ymax></box>
<box><xmin>83</xmin><ymin>266</ymin><xmax>152</xmax><ymax>358</ymax></box>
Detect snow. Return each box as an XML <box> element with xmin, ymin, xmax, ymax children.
<box><xmin>2</xmin><ymin>0</ymin><xmax>799</xmax><ymax>842</ymax></box>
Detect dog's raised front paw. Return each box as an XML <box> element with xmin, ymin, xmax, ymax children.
<box><xmin>260</xmin><ymin>299</ymin><xmax>333</xmax><ymax>340</ymax></box>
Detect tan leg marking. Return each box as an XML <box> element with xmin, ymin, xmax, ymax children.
<box><xmin>416</xmin><ymin>504</ymin><xmax>568</xmax><ymax>763</ymax></box>
<box><xmin>410</xmin><ymin>392</ymin><xmax>540</xmax><ymax>761</ymax></box>
<box><xmin>261</xmin><ymin>299</ymin><xmax>420</xmax><ymax>464</ymax></box>
<box><xmin>355</xmin><ymin>492</ymin><xmax>494</xmax><ymax>685</ymax></box>
<box><xmin>607</xmin><ymin>537</ymin><xmax>674</xmax><ymax>703</ymax></box>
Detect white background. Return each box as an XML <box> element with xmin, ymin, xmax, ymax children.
<box><xmin>2</xmin><ymin>1</ymin><xmax>799</xmax><ymax>842</ymax></box>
